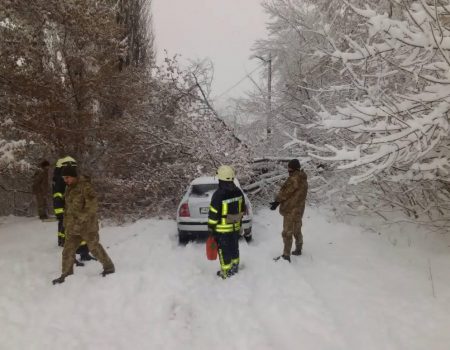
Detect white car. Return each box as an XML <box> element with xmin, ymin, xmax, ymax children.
<box><xmin>176</xmin><ymin>176</ymin><xmax>253</xmax><ymax>244</ymax></box>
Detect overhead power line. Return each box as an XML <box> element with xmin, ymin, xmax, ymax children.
<box><xmin>213</xmin><ymin>63</ymin><xmax>263</xmax><ymax>100</ymax></box>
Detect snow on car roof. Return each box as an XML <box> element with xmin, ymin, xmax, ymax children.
<box><xmin>190</xmin><ymin>176</ymin><xmax>218</xmax><ymax>185</ymax></box>
<box><xmin>189</xmin><ymin>176</ymin><xmax>241</xmax><ymax>187</ymax></box>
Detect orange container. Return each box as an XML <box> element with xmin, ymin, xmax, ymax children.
<box><xmin>206</xmin><ymin>236</ymin><xmax>218</xmax><ymax>260</ymax></box>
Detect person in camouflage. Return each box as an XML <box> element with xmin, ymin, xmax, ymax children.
<box><xmin>52</xmin><ymin>165</ymin><xmax>115</xmax><ymax>284</ymax></box>
<box><xmin>32</xmin><ymin>160</ymin><xmax>50</xmax><ymax>220</ymax></box>
<box><xmin>52</xmin><ymin>156</ymin><xmax>94</xmax><ymax>262</ymax></box>
<box><xmin>270</xmin><ymin>159</ymin><xmax>308</xmax><ymax>262</ymax></box>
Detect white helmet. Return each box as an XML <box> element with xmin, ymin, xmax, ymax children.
<box><xmin>56</xmin><ymin>156</ymin><xmax>77</xmax><ymax>168</ymax></box>
<box><xmin>217</xmin><ymin>165</ymin><xmax>235</xmax><ymax>181</ymax></box>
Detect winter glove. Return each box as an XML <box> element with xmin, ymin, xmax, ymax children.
<box><xmin>269</xmin><ymin>201</ymin><xmax>280</xmax><ymax>210</ymax></box>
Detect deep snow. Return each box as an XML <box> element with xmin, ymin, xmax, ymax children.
<box><xmin>0</xmin><ymin>208</ymin><xmax>449</xmax><ymax>350</ymax></box>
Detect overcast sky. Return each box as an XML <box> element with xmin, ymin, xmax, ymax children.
<box><xmin>152</xmin><ymin>0</ymin><xmax>268</xmax><ymax>105</ymax></box>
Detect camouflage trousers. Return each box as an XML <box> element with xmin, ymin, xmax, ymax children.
<box><xmin>61</xmin><ymin>231</ymin><xmax>114</xmax><ymax>276</ymax></box>
<box><xmin>57</xmin><ymin>215</ymin><xmax>88</xmax><ymax>251</ymax></box>
<box><xmin>281</xmin><ymin>211</ymin><xmax>304</xmax><ymax>256</ymax></box>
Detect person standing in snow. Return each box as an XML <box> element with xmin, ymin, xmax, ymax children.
<box><xmin>53</xmin><ymin>156</ymin><xmax>77</xmax><ymax>246</ymax></box>
<box><xmin>270</xmin><ymin>159</ymin><xmax>308</xmax><ymax>262</ymax></box>
<box><xmin>52</xmin><ymin>156</ymin><xmax>94</xmax><ymax>262</ymax></box>
<box><xmin>32</xmin><ymin>160</ymin><xmax>50</xmax><ymax>220</ymax></box>
<box><xmin>208</xmin><ymin>165</ymin><xmax>246</xmax><ymax>279</ymax></box>
<box><xmin>52</xmin><ymin>165</ymin><xmax>115</xmax><ymax>284</ymax></box>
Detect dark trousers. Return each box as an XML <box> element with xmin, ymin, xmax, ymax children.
<box><xmin>216</xmin><ymin>231</ymin><xmax>240</xmax><ymax>273</ymax></box>
<box><xmin>57</xmin><ymin>216</ymin><xmax>65</xmax><ymax>246</ymax></box>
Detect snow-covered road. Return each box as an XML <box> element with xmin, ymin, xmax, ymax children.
<box><xmin>0</xmin><ymin>208</ymin><xmax>449</xmax><ymax>350</ymax></box>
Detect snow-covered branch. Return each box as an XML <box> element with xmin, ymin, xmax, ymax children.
<box><xmin>306</xmin><ymin>1</ymin><xmax>450</xmax><ymax>184</ymax></box>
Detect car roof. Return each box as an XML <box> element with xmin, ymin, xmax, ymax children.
<box><xmin>189</xmin><ymin>176</ymin><xmax>241</xmax><ymax>187</ymax></box>
<box><xmin>190</xmin><ymin>176</ymin><xmax>218</xmax><ymax>185</ymax></box>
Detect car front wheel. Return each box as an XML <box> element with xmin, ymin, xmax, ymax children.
<box><xmin>243</xmin><ymin>228</ymin><xmax>252</xmax><ymax>242</ymax></box>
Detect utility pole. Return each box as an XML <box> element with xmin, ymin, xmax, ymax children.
<box><xmin>267</xmin><ymin>53</ymin><xmax>272</xmax><ymax>140</ymax></box>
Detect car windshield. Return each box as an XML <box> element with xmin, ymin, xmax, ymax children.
<box><xmin>191</xmin><ymin>183</ymin><xmax>218</xmax><ymax>196</ymax></box>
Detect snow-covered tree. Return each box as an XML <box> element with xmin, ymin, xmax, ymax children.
<box><xmin>238</xmin><ymin>0</ymin><xmax>450</xmax><ymax>226</ymax></box>
<box><xmin>308</xmin><ymin>1</ymin><xmax>450</xmax><ymax>185</ymax></box>
<box><xmin>97</xmin><ymin>56</ymin><xmax>252</xmax><ymax>220</ymax></box>
<box><xmin>270</xmin><ymin>0</ymin><xmax>450</xmax><ymax>225</ymax></box>
<box><xmin>1</xmin><ymin>1</ymin><xmax>251</xmax><ymax>218</ymax></box>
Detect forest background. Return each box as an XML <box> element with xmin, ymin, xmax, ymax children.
<box><xmin>2</xmin><ymin>0</ymin><xmax>450</xmax><ymax>231</ymax></box>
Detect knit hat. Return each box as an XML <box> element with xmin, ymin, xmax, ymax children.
<box><xmin>61</xmin><ymin>165</ymin><xmax>77</xmax><ymax>177</ymax></box>
<box><xmin>40</xmin><ymin>160</ymin><xmax>50</xmax><ymax>168</ymax></box>
<box><xmin>287</xmin><ymin>159</ymin><xmax>301</xmax><ymax>170</ymax></box>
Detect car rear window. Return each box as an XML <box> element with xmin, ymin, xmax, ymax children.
<box><xmin>191</xmin><ymin>183</ymin><xmax>218</xmax><ymax>196</ymax></box>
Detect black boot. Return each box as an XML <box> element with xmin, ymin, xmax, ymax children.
<box><xmin>52</xmin><ymin>275</ymin><xmax>66</xmax><ymax>285</ymax></box>
<box><xmin>75</xmin><ymin>259</ymin><xmax>85</xmax><ymax>267</ymax></box>
<box><xmin>101</xmin><ymin>266</ymin><xmax>115</xmax><ymax>277</ymax></box>
<box><xmin>292</xmin><ymin>243</ymin><xmax>303</xmax><ymax>256</ymax></box>
<box><xmin>282</xmin><ymin>255</ymin><xmax>291</xmax><ymax>262</ymax></box>
<box><xmin>216</xmin><ymin>268</ymin><xmax>235</xmax><ymax>279</ymax></box>
<box><xmin>80</xmin><ymin>253</ymin><xmax>96</xmax><ymax>261</ymax></box>
<box><xmin>77</xmin><ymin>245</ymin><xmax>96</xmax><ymax>261</ymax></box>
<box><xmin>273</xmin><ymin>255</ymin><xmax>291</xmax><ymax>263</ymax></box>
<box><xmin>244</xmin><ymin>234</ymin><xmax>252</xmax><ymax>243</ymax></box>
<box><xmin>52</xmin><ymin>271</ymin><xmax>72</xmax><ymax>285</ymax></box>
<box><xmin>216</xmin><ymin>270</ymin><xmax>226</xmax><ymax>279</ymax></box>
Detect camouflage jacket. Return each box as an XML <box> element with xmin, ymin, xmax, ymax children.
<box><xmin>276</xmin><ymin>169</ymin><xmax>308</xmax><ymax>216</ymax></box>
<box><xmin>63</xmin><ymin>176</ymin><xmax>99</xmax><ymax>235</ymax></box>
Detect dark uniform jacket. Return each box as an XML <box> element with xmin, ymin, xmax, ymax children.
<box><xmin>52</xmin><ymin>166</ymin><xmax>65</xmax><ymax>216</ymax></box>
<box><xmin>276</xmin><ymin>169</ymin><xmax>308</xmax><ymax>216</ymax></box>
<box><xmin>208</xmin><ymin>181</ymin><xmax>246</xmax><ymax>233</ymax></box>
<box><xmin>64</xmin><ymin>176</ymin><xmax>99</xmax><ymax>236</ymax></box>
<box><xmin>52</xmin><ymin>157</ymin><xmax>77</xmax><ymax>217</ymax></box>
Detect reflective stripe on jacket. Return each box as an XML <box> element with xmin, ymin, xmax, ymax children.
<box><xmin>208</xmin><ymin>182</ymin><xmax>245</xmax><ymax>234</ymax></box>
<box><xmin>52</xmin><ymin>157</ymin><xmax>77</xmax><ymax>215</ymax></box>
